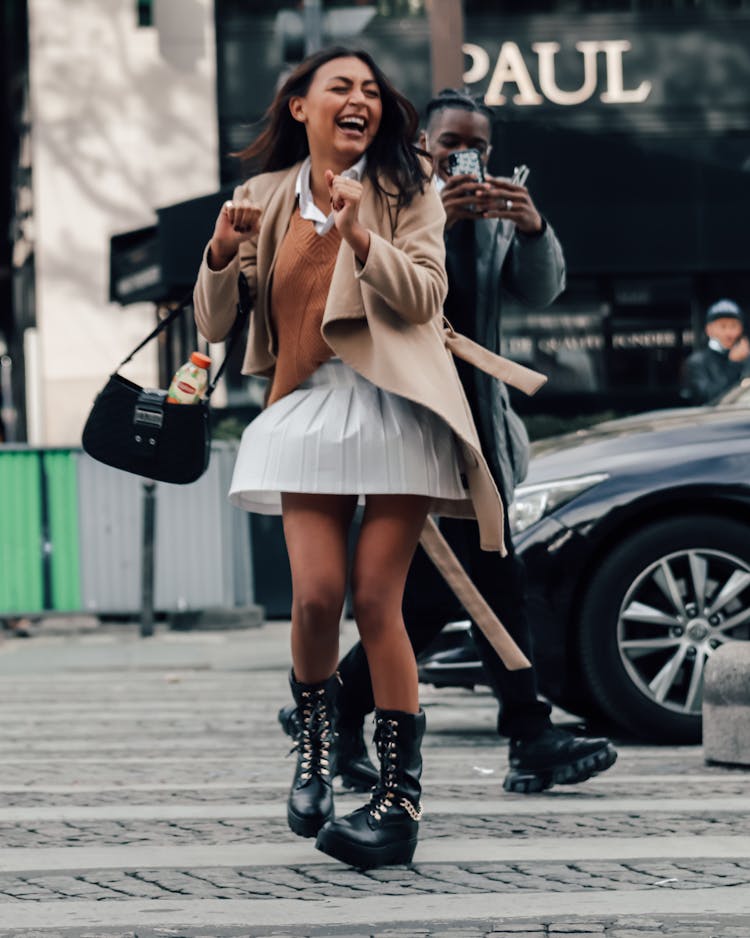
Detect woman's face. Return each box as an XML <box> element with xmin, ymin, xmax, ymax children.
<box><xmin>291</xmin><ymin>56</ymin><xmax>383</xmax><ymax>168</ymax></box>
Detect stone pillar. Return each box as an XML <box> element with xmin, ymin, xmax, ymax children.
<box><xmin>703</xmin><ymin>642</ymin><xmax>750</xmax><ymax>767</ymax></box>
<box><xmin>428</xmin><ymin>0</ymin><xmax>464</xmax><ymax>94</ymax></box>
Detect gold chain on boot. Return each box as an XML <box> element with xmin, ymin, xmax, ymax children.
<box><xmin>368</xmin><ymin>717</ymin><xmax>423</xmax><ymax>822</ymax></box>
<box><xmin>399</xmin><ymin>797</ymin><xmax>423</xmax><ymax>821</ymax></box>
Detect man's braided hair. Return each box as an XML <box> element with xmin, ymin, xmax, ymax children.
<box><xmin>424</xmin><ymin>88</ymin><xmax>493</xmax><ymax>127</ymax></box>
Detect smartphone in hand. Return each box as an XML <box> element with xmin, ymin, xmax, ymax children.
<box><xmin>447</xmin><ymin>148</ymin><xmax>485</xmax><ymax>182</ymax></box>
<box><xmin>446</xmin><ymin>149</ymin><xmax>485</xmax><ymax>214</ymax></box>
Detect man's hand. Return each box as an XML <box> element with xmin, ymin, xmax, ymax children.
<box><xmin>475</xmin><ymin>175</ymin><xmax>543</xmax><ymax>235</ymax></box>
<box><xmin>208</xmin><ymin>199</ymin><xmax>262</xmax><ymax>270</ymax></box>
<box><xmin>729</xmin><ymin>336</ymin><xmax>750</xmax><ymax>363</ymax></box>
<box><xmin>440</xmin><ymin>173</ymin><xmax>488</xmax><ymax>229</ymax></box>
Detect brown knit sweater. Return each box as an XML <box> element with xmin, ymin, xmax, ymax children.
<box><xmin>267</xmin><ymin>208</ymin><xmax>341</xmax><ymax>405</ymax></box>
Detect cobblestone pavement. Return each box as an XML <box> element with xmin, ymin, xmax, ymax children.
<box><xmin>2</xmin><ymin>812</ymin><xmax>750</xmax><ymax>848</ymax></box>
<box><xmin>0</xmin><ymin>624</ymin><xmax>748</xmax><ymax>937</ymax></box>
<box><xmin>0</xmin><ymin>858</ymin><xmax>748</xmax><ymax>901</ymax></box>
<box><xmin>0</xmin><ymin>917</ymin><xmax>750</xmax><ymax>937</ymax></box>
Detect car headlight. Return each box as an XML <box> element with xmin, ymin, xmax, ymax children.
<box><xmin>509</xmin><ymin>473</ymin><xmax>609</xmax><ymax>534</ymax></box>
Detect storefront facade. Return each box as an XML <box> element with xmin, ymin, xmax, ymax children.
<box><xmin>4</xmin><ymin>1</ymin><xmax>750</xmax><ymax>444</ymax></box>
<box><xmin>217</xmin><ymin>2</ymin><xmax>750</xmax><ymax>416</ymax></box>
<box><xmin>7</xmin><ymin>0</ymin><xmax>220</xmax><ymax>445</ymax></box>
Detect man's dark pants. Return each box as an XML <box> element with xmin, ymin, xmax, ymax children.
<box><xmin>337</xmin><ymin>511</ymin><xmax>552</xmax><ymax>741</ymax></box>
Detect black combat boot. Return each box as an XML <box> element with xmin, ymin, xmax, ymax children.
<box><xmin>503</xmin><ymin>726</ymin><xmax>617</xmax><ymax>794</ymax></box>
<box><xmin>287</xmin><ymin>671</ymin><xmax>339</xmax><ymax>838</ymax></box>
<box><xmin>278</xmin><ymin>705</ymin><xmax>378</xmax><ymax>793</ymax></box>
<box><xmin>335</xmin><ymin>719</ymin><xmax>380</xmax><ymax>792</ymax></box>
<box><xmin>315</xmin><ymin>708</ymin><xmax>425</xmax><ymax>869</ymax></box>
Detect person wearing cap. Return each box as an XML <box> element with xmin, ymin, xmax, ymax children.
<box><xmin>683</xmin><ymin>299</ymin><xmax>750</xmax><ymax>404</ymax></box>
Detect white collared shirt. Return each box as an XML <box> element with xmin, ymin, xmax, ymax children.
<box><xmin>295</xmin><ymin>154</ymin><xmax>367</xmax><ymax>236</ymax></box>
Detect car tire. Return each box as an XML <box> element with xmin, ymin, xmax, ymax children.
<box><xmin>578</xmin><ymin>515</ymin><xmax>750</xmax><ymax>743</ymax></box>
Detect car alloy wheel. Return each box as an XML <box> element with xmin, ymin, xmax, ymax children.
<box><xmin>617</xmin><ymin>547</ymin><xmax>750</xmax><ymax>716</ymax></box>
<box><xmin>579</xmin><ymin>515</ymin><xmax>750</xmax><ymax>742</ymax></box>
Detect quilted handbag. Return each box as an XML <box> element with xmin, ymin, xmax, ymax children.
<box><xmin>82</xmin><ymin>276</ymin><xmax>250</xmax><ymax>485</ymax></box>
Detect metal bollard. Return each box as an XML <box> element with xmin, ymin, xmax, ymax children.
<box><xmin>140</xmin><ymin>479</ymin><xmax>157</xmax><ymax>637</ymax></box>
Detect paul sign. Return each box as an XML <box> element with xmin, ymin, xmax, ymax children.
<box><xmin>463</xmin><ymin>40</ymin><xmax>652</xmax><ymax>106</ymax></box>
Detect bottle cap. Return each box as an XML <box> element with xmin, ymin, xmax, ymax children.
<box><xmin>190</xmin><ymin>352</ymin><xmax>212</xmax><ymax>369</ymax></box>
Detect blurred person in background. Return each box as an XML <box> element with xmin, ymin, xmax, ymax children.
<box><xmin>683</xmin><ymin>299</ymin><xmax>750</xmax><ymax>404</ymax></box>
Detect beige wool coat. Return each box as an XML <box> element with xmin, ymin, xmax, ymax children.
<box><xmin>194</xmin><ymin>162</ymin><xmax>542</xmax><ymax>554</ymax></box>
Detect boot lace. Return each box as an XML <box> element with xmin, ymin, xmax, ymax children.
<box><xmin>368</xmin><ymin>717</ymin><xmax>422</xmax><ymax>822</ymax></box>
<box><xmin>290</xmin><ymin>688</ymin><xmax>334</xmax><ymax>783</ymax></box>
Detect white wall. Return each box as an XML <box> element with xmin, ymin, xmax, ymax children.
<box><xmin>28</xmin><ymin>0</ymin><xmax>219</xmax><ymax>444</ymax></box>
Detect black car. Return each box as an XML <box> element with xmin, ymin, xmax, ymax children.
<box><xmin>418</xmin><ymin>380</ymin><xmax>750</xmax><ymax>743</ymax></box>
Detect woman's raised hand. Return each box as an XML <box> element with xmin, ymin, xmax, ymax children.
<box><xmin>325</xmin><ymin>170</ymin><xmax>363</xmax><ymax>239</ymax></box>
<box><xmin>208</xmin><ymin>199</ymin><xmax>262</xmax><ymax>270</ymax></box>
<box><xmin>325</xmin><ymin>170</ymin><xmax>370</xmax><ymax>263</ymax></box>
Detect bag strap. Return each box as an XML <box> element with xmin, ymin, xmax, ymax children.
<box><xmin>205</xmin><ymin>272</ymin><xmax>251</xmax><ymax>400</ymax></box>
<box><xmin>116</xmin><ymin>290</ymin><xmax>194</xmax><ymax>370</ymax></box>
<box><xmin>114</xmin><ymin>275</ymin><xmax>252</xmax><ymax>401</ymax></box>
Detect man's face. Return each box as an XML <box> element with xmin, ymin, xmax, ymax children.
<box><xmin>706</xmin><ymin>317</ymin><xmax>743</xmax><ymax>350</ymax></box>
<box><xmin>419</xmin><ymin>108</ymin><xmax>492</xmax><ymax>182</ymax></box>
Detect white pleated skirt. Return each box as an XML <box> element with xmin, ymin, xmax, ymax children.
<box><xmin>229</xmin><ymin>359</ymin><xmax>466</xmax><ymax>515</ymax></box>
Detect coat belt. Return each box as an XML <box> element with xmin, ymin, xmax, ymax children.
<box><xmin>443</xmin><ymin>321</ymin><xmax>547</xmax><ymax>396</ymax></box>
<box><xmin>423</xmin><ymin>320</ymin><xmax>543</xmax><ymax>669</ymax></box>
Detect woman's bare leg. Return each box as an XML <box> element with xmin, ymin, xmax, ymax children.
<box><xmin>281</xmin><ymin>492</ymin><xmax>358</xmax><ymax>684</ymax></box>
<box><xmin>350</xmin><ymin>495</ymin><xmax>431</xmax><ymax>713</ymax></box>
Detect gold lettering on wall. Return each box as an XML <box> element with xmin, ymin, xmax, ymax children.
<box><xmin>462</xmin><ymin>38</ymin><xmax>652</xmax><ymax>107</ymax></box>
<box><xmin>599</xmin><ymin>40</ymin><xmax>652</xmax><ymax>103</ymax></box>
<box><xmin>533</xmin><ymin>40</ymin><xmax>600</xmax><ymax>105</ymax></box>
<box><xmin>484</xmin><ymin>41</ymin><xmax>544</xmax><ymax>106</ymax></box>
<box><xmin>462</xmin><ymin>43</ymin><xmax>491</xmax><ymax>85</ymax></box>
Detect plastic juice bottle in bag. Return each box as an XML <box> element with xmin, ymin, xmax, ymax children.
<box><xmin>167</xmin><ymin>352</ymin><xmax>211</xmax><ymax>404</ymax></box>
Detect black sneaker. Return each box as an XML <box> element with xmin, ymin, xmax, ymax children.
<box><xmin>503</xmin><ymin>726</ymin><xmax>617</xmax><ymax>794</ymax></box>
<box><xmin>277</xmin><ymin>705</ymin><xmax>378</xmax><ymax>793</ymax></box>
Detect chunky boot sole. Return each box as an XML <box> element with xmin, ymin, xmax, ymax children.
<box><xmin>287</xmin><ymin>804</ymin><xmax>332</xmax><ymax>839</ymax></box>
<box><xmin>315</xmin><ymin>825</ymin><xmax>417</xmax><ymax>869</ymax></box>
<box><xmin>503</xmin><ymin>742</ymin><xmax>618</xmax><ymax>794</ymax></box>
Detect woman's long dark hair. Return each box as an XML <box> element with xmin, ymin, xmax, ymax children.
<box><xmin>237</xmin><ymin>47</ymin><xmax>428</xmax><ymax>208</ymax></box>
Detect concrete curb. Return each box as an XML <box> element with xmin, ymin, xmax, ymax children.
<box><xmin>703</xmin><ymin>642</ymin><xmax>750</xmax><ymax>767</ymax></box>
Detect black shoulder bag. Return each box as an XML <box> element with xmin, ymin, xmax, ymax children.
<box><xmin>82</xmin><ymin>276</ymin><xmax>250</xmax><ymax>485</ymax></box>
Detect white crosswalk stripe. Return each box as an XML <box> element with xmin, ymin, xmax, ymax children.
<box><xmin>0</xmin><ymin>624</ymin><xmax>747</xmax><ymax>937</ymax></box>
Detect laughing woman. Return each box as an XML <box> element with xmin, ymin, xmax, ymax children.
<box><xmin>193</xmin><ymin>47</ymin><xmax>505</xmax><ymax>869</ymax></box>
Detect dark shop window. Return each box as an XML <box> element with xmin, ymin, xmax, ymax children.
<box><xmin>136</xmin><ymin>0</ymin><xmax>153</xmax><ymax>27</ymax></box>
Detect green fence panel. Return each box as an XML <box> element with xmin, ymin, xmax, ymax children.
<box><xmin>0</xmin><ymin>451</ymin><xmax>44</xmax><ymax>614</ymax></box>
<box><xmin>44</xmin><ymin>451</ymin><xmax>81</xmax><ymax>611</ymax></box>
